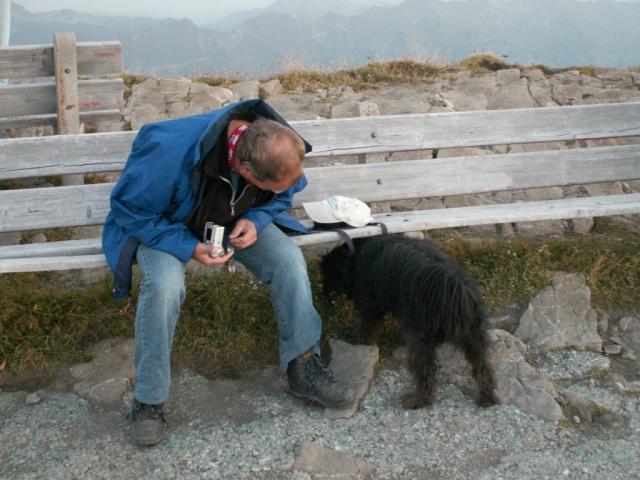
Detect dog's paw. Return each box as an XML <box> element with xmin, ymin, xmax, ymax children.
<box><xmin>477</xmin><ymin>390</ymin><xmax>500</xmax><ymax>408</ymax></box>
<box><xmin>401</xmin><ymin>392</ymin><xmax>432</xmax><ymax>410</ymax></box>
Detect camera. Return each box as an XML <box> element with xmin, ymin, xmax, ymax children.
<box><xmin>203</xmin><ymin>222</ymin><xmax>225</xmax><ymax>257</ymax></box>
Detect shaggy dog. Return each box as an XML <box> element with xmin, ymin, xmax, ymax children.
<box><xmin>321</xmin><ymin>234</ymin><xmax>499</xmax><ymax>409</ymax></box>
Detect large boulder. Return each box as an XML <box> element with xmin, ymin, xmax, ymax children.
<box><xmin>515</xmin><ymin>272</ymin><xmax>603</xmax><ymax>352</ymax></box>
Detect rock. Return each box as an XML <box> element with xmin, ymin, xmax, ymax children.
<box><xmin>30</xmin><ymin>233</ymin><xmax>48</xmax><ymax>244</ymax></box>
<box><xmin>330</xmin><ymin>101</ymin><xmax>380</xmax><ymax>119</ymax></box>
<box><xmin>523</xmin><ymin>187</ymin><xmax>565</xmax><ymax>202</ymax></box>
<box><xmin>69</xmin><ymin>339</ymin><xmax>135</xmax><ymax>406</ymax></box>
<box><xmin>125</xmin><ymin>78</ymin><xmax>164</xmax><ymax>115</ymax></box>
<box><xmin>260</xmin><ymin>79</ymin><xmax>283</xmax><ymax>97</ymax></box>
<box><xmin>584</xmin><ymin>181</ymin><xmax>624</xmax><ymax>197</ymax></box>
<box><xmin>552</xmin><ymin>83</ymin><xmax>584</xmax><ymax>105</ymax></box>
<box><xmin>571</xmin><ymin>217</ymin><xmax>594</xmax><ymax>234</ymax></box>
<box><xmin>488</xmin><ymin>330</ymin><xmax>564</xmax><ymax>422</ymax></box>
<box><xmin>185</xmin><ymin>83</ymin><xmax>233</xmax><ymax>115</ymax></box>
<box><xmin>25</xmin><ymin>392</ymin><xmax>42</xmax><ymax>405</ymax></box>
<box><xmin>324</xmin><ymin>339</ymin><xmax>379</xmax><ymax>419</ymax></box>
<box><xmin>558</xmin><ymin>390</ymin><xmax>602</xmax><ymax>423</ymax></box>
<box><xmin>618</xmin><ymin>316</ymin><xmax>640</xmax><ymax>345</ymax></box>
<box><xmin>159</xmin><ymin>76</ymin><xmax>191</xmax><ymax>108</ymax></box>
<box><xmin>604</xmin><ymin>344</ymin><xmax>623</xmax><ymax>355</ymax></box>
<box><xmin>515</xmin><ymin>220</ymin><xmax>566</xmax><ymax>238</ymax></box>
<box><xmin>0</xmin><ymin>232</ymin><xmax>21</xmax><ymax>247</ymax></box>
<box><xmin>437</xmin><ymin>147</ymin><xmax>487</xmax><ymax>158</ymax></box>
<box><xmin>229</xmin><ymin>80</ymin><xmax>260</xmax><ymax>101</ymax></box>
<box><xmin>129</xmin><ymin>103</ymin><xmax>165</xmax><ymax>130</ymax></box>
<box><xmin>437</xmin><ymin>330</ymin><xmax>564</xmax><ymax>422</ymax></box>
<box><xmin>293</xmin><ymin>442</ymin><xmax>376</xmax><ymax>479</ymax></box>
<box><xmin>515</xmin><ymin>272</ymin><xmax>603</xmax><ymax>352</ymax></box>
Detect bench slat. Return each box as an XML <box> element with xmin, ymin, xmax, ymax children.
<box><xmin>2</xmin><ymin>144</ymin><xmax>638</xmax><ymax>232</ymax></box>
<box><xmin>0</xmin><ymin>79</ymin><xmax>124</xmax><ymax>117</ymax></box>
<box><xmin>0</xmin><ymin>110</ymin><xmax>123</xmax><ymax>130</ymax></box>
<box><xmin>0</xmin><ymin>41</ymin><xmax>123</xmax><ymax>79</ymax></box>
<box><xmin>1</xmin><ymin>194</ymin><xmax>638</xmax><ymax>273</ymax></box>
<box><xmin>0</xmin><ymin>238</ymin><xmax>102</xmax><ymax>259</ymax></box>
<box><xmin>296</xmin><ymin>144</ymin><xmax>640</xmax><ymax>203</ymax></box>
<box><xmin>1</xmin><ymin>103</ymin><xmax>639</xmax><ymax>180</ymax></box>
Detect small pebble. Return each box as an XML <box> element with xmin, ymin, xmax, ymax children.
<box><xmin>573</xmin><ymin>415</ymin><xmax>581</xmax><ymax>424</ymax></box>
<box><xmin>25</xmin><ymin>392</ymin><xmax>42</xmax><ymax>405</ymax></box>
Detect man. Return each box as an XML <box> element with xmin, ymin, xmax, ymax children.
<box><xmin>103</xmin><ymin>100</ymin><xmax>356</xmax><ymax>446</ymax></box>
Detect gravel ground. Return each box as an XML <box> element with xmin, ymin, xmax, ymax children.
<box><xmin>1</xmin><ymin>361</ymin><xmax>639</xmax><ymax>480</ymax></box>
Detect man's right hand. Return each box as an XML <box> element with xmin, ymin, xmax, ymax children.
<box><xmin>191</xmin><ymin>243</ymin><xmax>234</xmax><ymax>266</ymax></box>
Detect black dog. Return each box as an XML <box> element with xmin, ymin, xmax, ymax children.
<box><xmin>321</xmin><ymin>234</ymin><xmax>499</xmax><ymax>409</ymax></box>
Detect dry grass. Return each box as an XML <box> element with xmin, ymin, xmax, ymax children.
<box><xmin>1</xmin><ymin>226</ymin><xmax>638</xmax><ymax>380</ymax></box>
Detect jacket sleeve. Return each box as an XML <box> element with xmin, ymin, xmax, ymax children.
<box><xmin>109</xmin><ymin>126</ymin><xmax>200</xmax><ymax>261</ymax></box>
<box><xmin>240</xmin><ymin>175</ymin><xmax>308</xmax><ymax>232</ymax></box>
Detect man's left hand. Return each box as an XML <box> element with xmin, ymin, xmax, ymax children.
<box><xmin>229</xmin><ymin>219</ymin><xmax>258</xmax><ymax>250</ymax></box>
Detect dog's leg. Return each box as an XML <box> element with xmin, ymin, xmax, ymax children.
<box><xmin>461</xmin><ymin>336</ymin><xmax>500</xmax><ymax>407</ymax></box>
<box><xmin>357</xmin><ymin>301</ymin><xmax>386</xmax><ymax>343</ymax></box>
<box><xmin>402</xmin><ymin>333</ymin><xmax>438</xmax><ymax>409</ymax></box>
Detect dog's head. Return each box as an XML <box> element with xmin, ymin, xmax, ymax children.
<box><xmin>320</xmin><ymin>242</ymin><xmax>357</xmax><ymax>297</ymax></box>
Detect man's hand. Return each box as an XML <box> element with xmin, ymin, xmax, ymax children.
<box><xmin>229</xmin><ymin>219</ymin><xmax>258</xmax><ymax>250</ymax></box>
<box><xmin>192</xmin><ymin>243</ymin><xmax>234</xmax><ymax>266</ymax></box>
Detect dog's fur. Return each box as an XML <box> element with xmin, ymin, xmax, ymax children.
<box><xmin>321</xmin><ymin>235</ymin><xmax>499</xmax><ymax>409</ymax></box>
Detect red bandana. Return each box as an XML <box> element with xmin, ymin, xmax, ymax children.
<box><xmin>227</xmin><ymin>124</ymin><xmax>249</xmax><ymax>171</ymax></box>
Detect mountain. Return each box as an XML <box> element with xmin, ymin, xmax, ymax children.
<box><xmin>9</xmin><ymin>0</ymin><xmax>640</xmax><ymax>76</ymax></box>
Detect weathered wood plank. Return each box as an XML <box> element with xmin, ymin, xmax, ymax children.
<box><xmin>0</xmin><ymin>183</ymin><xmax>113</xmax><ymax>232</ymax></box>
<box><xmin>0</xmin><ymin>109</ymin><xmax>122</xmax><ymax>130</ymax></box>
<box><xmin>296</xmin><ymin>144</ymin><xmax>640</xmax><ymax>203</ymax></box>
<box><xmin>0</xmin><ymin>103</ymin><xmax>638</xmax><ymax>179</ymax></box>
<box><xmin>0</xmin><ymin>254</ymin><xmax>108</xmax><ymax>273</ymax></box>
<box><xmin>293</xmin><ymin>193</ymin><xmax>640</xmax><ymax>246</ymax></box>
<box><xmin>1</xmin><ymin>144</ymin><xmax>639</xmax><ymax>232</ymax></box>
<box><xmin>0</xmin><ymin>130</ymin><xmax>133</xmax><ymax>179</ymax></box>
<box><xmin>2</xmin><ymin>194</ymin><xmax>639</xmax><ymax>272</ymax></box>
<box><xmin>53</xmin><ymin>33</ymin><xmax>84</xmax><ymax>186</ymax></box>
<box><xmin>0</xmin><ymin>79</ymin><xmax>124</xmax><ymax>117</ymax></box>
<box><xmin>0</xmin><ymin>238</ymin><xmax>102</xmax><ymax>259</ymax></box>
<box><xmin>0</xmin><ymin>41</ymin><xmax>123</xmax><ymax>79</ymax></box>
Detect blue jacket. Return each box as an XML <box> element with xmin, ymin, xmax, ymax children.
<box><xmin>102</xmin><ymin>100</ymin><xmax>311</xmax><ymax>298</ymax></box>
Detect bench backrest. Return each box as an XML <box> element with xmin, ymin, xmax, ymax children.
<box><xmin>0</xmin><ymin>34</ymin><xmax>123</xmax><ymax>130</ymax></box>
<box><xmin>0</xmin><ymin>102</ymin><xmax>639</xmax><ymax>234</ymax></box>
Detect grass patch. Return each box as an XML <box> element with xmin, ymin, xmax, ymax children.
<box><xmin>194</xmin><ymin>75</ymin><xmax>244</xmax><ymax>88</ymax></box>
<box><xmin>274</xmin><ymin>60</ymin><xmax>445</xmax><ymax>92</ymax></box>
<box><xmin>457</xmin><ymin>53</ymin><xmax>512</xmax><ymax>73</ymax></box>
<box><xmin>1</xmin><ymin>229</ymin><xmax>638</xmax><ymax>380</ymax></box>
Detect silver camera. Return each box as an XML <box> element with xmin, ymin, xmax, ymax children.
<box><xmin>203</xmin><ymin>222</ymin><xmax>225</xmax><ymax>257</ymax></box>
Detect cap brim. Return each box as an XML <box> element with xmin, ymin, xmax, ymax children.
<box><xmin>302</xmin><ymin>201</ymin><xmax>340</xmax><ymax>224</ymax></box>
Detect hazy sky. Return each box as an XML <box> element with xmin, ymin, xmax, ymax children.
<box><xmin>14</xmin><ymin>0</ymin><xmax>277</xmax><ymax>21</ymax></box>
<box><xmin>12</xmin><ymin>0</ymin><xmax>640</xmax><ymax>23</ymax></box>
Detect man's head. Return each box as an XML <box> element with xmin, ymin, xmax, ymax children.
<box><xmin>234</xmin><ymin>118</ymin><xmax>305</xmax><ymax>193</ymax></box>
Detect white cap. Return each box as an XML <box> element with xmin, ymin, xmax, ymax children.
<box><xmin>302</xmin><ymin>196</ymin><xmax>373</xmax><ymax>227</ymax></box>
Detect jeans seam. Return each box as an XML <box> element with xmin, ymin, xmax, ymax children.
<box><xmin>137</xmin><ymin>246</ymin><xmax>150</xmax><ymax>399</ymax></box>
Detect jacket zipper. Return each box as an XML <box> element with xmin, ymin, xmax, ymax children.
<box><xmin>218</xmin><ymin>175</ymin><xmax>250</xmax><ymax>217</ymax></box>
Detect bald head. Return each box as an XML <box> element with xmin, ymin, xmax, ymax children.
<box><xmin>235</xmin><ymin>118</ymin><xmax>306</xmax><ymax>184</ymax></box>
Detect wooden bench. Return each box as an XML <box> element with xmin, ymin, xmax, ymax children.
<box><xmin>1</xmin><ymin>96</ymin><xmax>639</xmax><ymax>273</ymax></box>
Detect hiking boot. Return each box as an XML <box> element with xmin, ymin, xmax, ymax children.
<box><xmin>287</xmin><ymin>351</ymin><xmax>357</xmax><ymax>409</ymax></box>
<box><xmin>127</xmin><ymin>399</ymin><xmax>167</xmax><ymax>446</ymax></box>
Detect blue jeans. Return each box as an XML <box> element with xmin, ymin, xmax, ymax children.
<box><xmin>133</xmin><ymin>223</ymin><xmax>322</xmax><ymax>405</ymax></box>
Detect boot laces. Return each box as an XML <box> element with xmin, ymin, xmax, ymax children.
<box><xmin>130</xmin><ymin>400</ymin><xmax>166</xmax><ymax>423</ymax></box>
<box><xmin>304</xmin><ymin>353</ymin><xmax>335</xmax><ymax>393</ymax></box>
